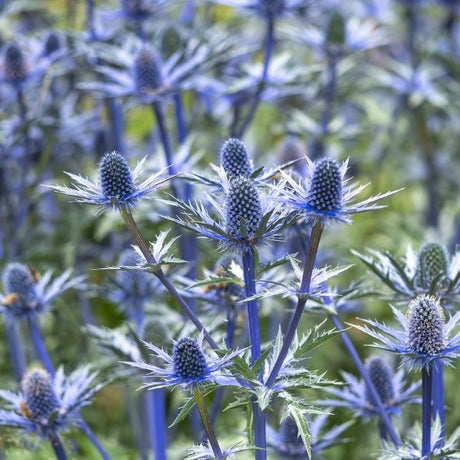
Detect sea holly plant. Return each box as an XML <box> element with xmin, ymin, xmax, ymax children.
<box><xmin>0</xmin><ymin>367</ymin><xmax>108</xmax><ymax>460</ymax></box>
<box><xmin>354</xmin><ymin>294</ymin><xmax>460</xmax><ymax>457</ymax></box>
<box><xmin>353</xmin><ymin>241</ymin><xmax>460</xmax><ymax>304</ymax></box>
<box><xmin>0</xmin><ymin>263</ymin><xmax>84</xmax><ymax>381</ymax></box>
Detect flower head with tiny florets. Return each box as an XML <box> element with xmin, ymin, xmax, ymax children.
<box><xmin>275</xmin><ymin>156</ymin><xmax>399</xmax><ymax>224</ymax></box>
<box><xmin>319</xmin><ymin>356</ymin><xmax>420</xmax><ymax>419</ymax></box>
<box><xmin>123</xmin><ymin>333</ymin><xmax>241</xmax><ymax>390</ymax></box>
<box><xmin>1</xmin><ymin>263</ymin><xmax>84</xmax><ymax>322</ymax></box>
<box><xmin>133</xmin><ymin>48</ymin><xmax>163</xmax><ymax>95</ymax></box>
<box><xmin>353</xmin><ymin>242</ymin><xmax>460</xmax><ymax>304</ymax></box>
<box><xmin>3</xmin><ymin>43</ymin><xmax>28</xmax><ymax>83</ymax></box>
<box><xmin>220</xmin><ymin>138</ymin><xmax>253</xmax><ymax>178</ymax></box>
<box><xmin>0</xmin><ymin>366</ymin><xmax>105</xmax><ymax>437</ymax></box>
<box><xmin>47</xmin><ymin>151</ymin><xmax>169</xmax><ymax>211</ymax></box>
<box><xmin>353</xmin><ymin>295</ymin><xmax>460</xmax><ymax>370</ymax></box>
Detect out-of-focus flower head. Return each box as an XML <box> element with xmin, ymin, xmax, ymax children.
<box><xmin>1</xmin><ymin>263</ymin><xmax>84</xmax><ymax>321</ymax></box>
<box><xmin>353</xmin><ymin>242</ymin><xmax>460</xmax><ymax>304</ymax></box>
<box><xmin>0</xmin><ymin>366</ymin><xmax>106</xmax><ymax>437</ymax></box>
<box><xmin>319</xmin><ymin>356</ymin><xmax>420</xmax><ymax>419</ymax></box>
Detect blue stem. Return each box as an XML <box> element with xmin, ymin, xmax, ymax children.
<box><xmin>236</xmin><ymin>17</ymin><xmax>274</xmax><ymax>138</ymax></box>
<box><xmin>48</xmin><ymin>432</ymin><xmax>68</xmax><ymax>460</ymax></box>
<box><xmin>107</xmin><ymin>99</ymin><xmax>125</xmax><ymax>155</ymax></box>
<box><xmin>329</xmin><ymin>314</ymin><xmax>400</xmax><ymax>446</ymax></box>
<box><xmin>86</xmin><ymin>0</ymin><xmax>96</xmax><ymax>40</ymax></box>
<box><xmin>173</xmin><ymin>93</ymin><xmax>187</xmax><ymax>144</ymax></box>
<box><xmin>432</xmin><ymin>359</ymin><xmax>445</xmax><ymax>450</ymax></box>
<box><xmin>422</xmin><ymin>364</ymin><xmax>432</xmax><ymax>458</ymax></box>
<box><xmin>146</xmin><ymin>390</ymin><xmax>167</xmax><ymax>460</ymax></box>
<box><xmin>27</xmin><ymin>317</ymin><xmax>55</xmax><ymax>377</ymax></box>
<box><xmin>79</xmin><ymin>421</ymin><xmax>112</xmax><ymax>460</ymax></box>
<box><xmin>5</xmin><ymin>320</ymin><xmax>25</xmax><ymax>382</ymax></box>
<box><xmin>241</xmin><ymin>247</ymin><xmax>266</xmax><ymax>460</ymax></box>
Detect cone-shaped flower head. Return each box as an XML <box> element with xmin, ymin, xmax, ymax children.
<box><xmin>326</xmin><ymin>12</ymin><xmax>346</xmax><ymax>45</ymax></box>
<box><xmin>407</xmin><ymin>295</ymin><xmax>446</xmax><ymax>355</ymax></box>
<box><xmin>134</xmin><ymin>48</ymin><xmax>163</xmax><ymax>94</ymax></box>
<box><xmin>173</xmin><ymin>337</ymin><xmax>209</xmax><ymax>382</ymax></box>
<box><xmin>306</xmin><ymin>158</ymin><xmax>342</xmax><ymax>212</ymax></box>
<box><xmin>220</xmin><ymin>138</ymin><xmax>253</xmax><ymax>178</ymax></box>
<box><xmin>3</xmin><ymin>42</ymin><xmax>28</xmax><ymax>82</ymax></box>
<box><xmin>99</xmin><ymin>152</ymin><xmax>135</xmax><ymax>203</ymax></box>
<box><xmin>21</xmin><ymin>370</ymin><xmax>59</xmax><ymax>421</ymax></box>
<box><xmin>2</xmin><ymin>263</ymin><xmax>39</xmax><ymax>309</ymax></box>
<box><xmin>364</xmin><ymin>357</ymin><xmax>395</xmax><ymax>407</ymax></box>
<box><xmin>415</xmin><ymin>242</ymin><xmax>449</xmax><ymax>290</ymax></box>
<box><xmin>160</xmin><ymin>25</ymin><xmax>183</xmax><ymax>59</ymax></box>
<box><xmin>225</xmin><ymin>177</ymin><xmax>262</xmax><ymax>240</ymax></box>
<box><xmin>259</xmin><ymin>0</ymin><xmax>286</xmax><ymax>17</ymax></box>
<box><xmin>278</xmin><ymin>416</ymin><xmax>305</xmax><ymax>456</ymax></box>
<box><xmin>44</xmin><ymin>32</ymin><xmax>61</xmax><ymax>56</ymax></box>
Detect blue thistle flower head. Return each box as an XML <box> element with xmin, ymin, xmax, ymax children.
<box><xmin>173</xmin><ymin>337</ymin><xmax>209</xmax><ymax>383</ymax></box>
<box><xmin>134</xmin><ymin>48</ymin><xmax>163</xmax><ymax>95</ymax></box>
<box><xmin>123</xmin><ymin>334</ymin><xmax>241</xmax><ymax>390</ymax></box>
<box><xmin>407</xmin><ymin>295</ymin><xmax>446</xmax><ymax>356</ymax></box>
<box><xmin>43</xmin><ymin>32</ymin><xmax>61</xmax><ymax>56</ymax></box>
<box><xmin>276</xmin><ymin>156</ymin><xmax>398</xmax><ymax>223</ymax></box>
<box><xmin>2</xmin><ymin>263</ymin><xmax>39</xmax><ymax>310</ymax></box>
<box><xmin>306</xmin><ymin>158</ymin><xmax>342</xmax><ymax>213</ymax></box>
<box><xmin>3</xmin><ymin>42</ymin><xmax>28</xmax><ymax>83</ymax></box>
<box><xmin>22</xmin><ymin>369</ymin><xmax>59</xmax><ymax>423</ymax></box>
<box><xmin>355</xmin><ymin>296</ymin><xmax>460</xmax><ymax>370</ymax></box>
<box><xmin>225</xmin><ymin>177</ymin><xmax>262</xmax><ymax>241</ymax></box>
<box><xmin>0</xmin><ymin>366</ymin><xmax>106</xmax><ymax>437</ymax></box>
<box><xmin>415</xmin><ymin>242</ymin><xmax>449</xmax><ymax>290</ymax></box>
<box><xmin>278</xmin><ymin>416</ymin><xmax>305</xmax><ymax>457</ymax></box>
<box><xmin>99</xmin><ymin>152</ymin><xmax>135</xmax><ymax>202</ymax></box>
<box><xmin>49</xmin><ymin>151</ymin><xmax>169</xmax><ymax>210</ymax></box>
<box><xmin>364</xmin><ymin>356</ymin><xmax>395</xmax><ymax>407</ymax></box>
<box><xmin>220</xmin><ymin>138</ymin><xmax>253</xmax><ymax>178</ymax></box>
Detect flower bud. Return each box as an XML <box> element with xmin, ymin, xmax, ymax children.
<box><xmin>306</xmin><ymin>158</ymin><xmax>342</xmax><ymax>212</ymax></box>
<box><xmin>220</xmin><ymin>138</ymin><xmax>252</xmax><ymax>178</ymax></box>
<box><xmin>364</xmin><ymin>356</ymin><xmax>395</xmax><ymax>407</ymax></box>
<box><xmin>173</xmin><ymin>337</ymin><xmax>208</xmax><ymax>381</ymax></box>
<box><xmin>225</xmin><ymin>178</ymin><xmax>262</xmax><ymax>240</ymax></box>
<box><xmin>22</xmin><ymin>370</ymin><xmax>59</xmax><ymax>421</ymax></box>
<box><xmin>134</xmin><ymin>48</ymin><xmax>163</xmax><ymax>94</ymax></box>
<box><xmin>3</xmin><ymin>43</ymin><xmax>28</xmax><ymax>82</ymax></box>
<box><xmin>415</xmin><ymin>242</ymin><xmax>448</xmax><ymax>290</ymax></box>
<box><xmin>99</xmin><ymin>152</ymin><xmax>134</xmax><ymax>202</ymax></box>
<box><xmin>407</xmin><ymin>295</ymin><xmax>446</xmax><ymax>355</ymax></box>
<box><xmin>2</xmin><ymin>263</ymin><xmax>38</xmax><ymax>309</ymax></box>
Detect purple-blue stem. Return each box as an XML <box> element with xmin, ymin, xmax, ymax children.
<box><xmin>173</xmin><ymin>94</ymin><xmax>187</xmax><ymax>144</ymax></box>
<box><xmin>118</xmin><ymin>206</ymin><xmax>217</xmax><ymax>349</ymax></box>
<box><xmin>85</xmin><ymin>0</ymin><xmax>96</xmax><ymax>41</ymax></box>
<box><xmin>432</xmin><ymin>359</ymin><xmax>445</xmax><ymax>450</ymax></box>
<box><xmin>28</xmin><ymin>317</ymin><xmax>55</xmax><ymax>377</ymax></box>
<box><xmin>48</xmin><ymin>432</ymin><xmax>68</xmax><ymax>460</ymax></box>
<box><xmin>5</xmin><ymin>321</ymin><xmax>25</xmax><ymax>382</ymax></box>
<box><xmin>146</xmin><ymin>390</ymin><xmax>167</xmax><ymax>460</ymax></box>
<box><xmin>241</xmin><ymin>247</ymin><xmax>266</xmax><ymax>460</ymax></box>
<box><xmin>236</xmin><ymin>17</ymin><xmax>274</xmax><ymax>138</ymax></box>
<box><xmin>422</xmin><ymin>364</ymin><xmax>432</xmax><ymax>458</ymax></box>
<box><xmin>107</xmin><ymin>99</ymin><xmax>125</xmax><ymax>155</ymax></box>
<box><xmin>78</xmin><ymin>421</ymin><xmax>112</xmax><ymax>460</ymax></box>
<box><xmin>265</xmin><ymin>219</ymin><xmax>324</xmax><ymax>388</ymax></box>
<box><xmin>329</xmin><ymin>313</ymin><xmax>400</xmax><ymax>446</ymax></box>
